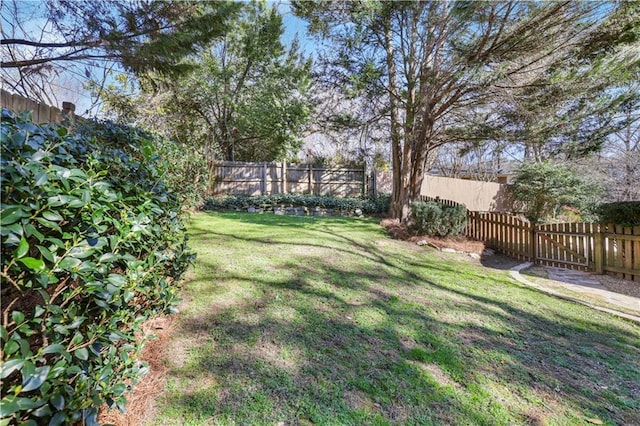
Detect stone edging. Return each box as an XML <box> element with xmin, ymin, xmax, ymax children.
<box><xmin>509</xmin><ymin>262</ymin><xmax>640</xmax><ymax>324</ymax></box>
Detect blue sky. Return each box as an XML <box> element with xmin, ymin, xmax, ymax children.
<box><xmin>3</xmin><ymin>0</ymin><xmax>315</xmax><ymax>116</ymax></box>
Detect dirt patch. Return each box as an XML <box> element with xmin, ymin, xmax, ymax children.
<box><xmin>380</xmin><ymin>219</ymin><xmax>485</xmax><ymax>254</ymax></box>
<box><xmin>480</xmin><ymin>254</ymin><xmax>523</xmax><ymax>271</ymax></box>
<box><xmin>98</xmin><ymin>315</ymin><xmax>175</xmax><ymax>426</ymax></box>
<box><xmin>598</xmin><ymin>275</ymin><xmax>640</xmax><ymax>299</ymax></box>
<box><xmin>410</xmin><ymin>360</ymin><xmax>462</xmax><ymax>391</ymax></box>
<box><xmin>344</xmin><ymin>390</ymin><xmax>380</xmax><ymax>413</ymax></box>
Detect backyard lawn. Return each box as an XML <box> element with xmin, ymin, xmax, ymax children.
<box><xmin>151</xmin><ymin>212</ymin><xmax>640</xmax><ymax>425</ymax></box>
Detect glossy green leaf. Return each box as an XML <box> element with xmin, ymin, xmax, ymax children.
<box><xmin>46</xmin><ymin>195</ymin><xmax>69</xmax><ymax>207</ymax></box>
<box><xmin>24</xmin><ymin>224</ymin><xmax>44</xmax><ymax>242</ymax></box>
<box><xmin>1</xmin><ymin>206</ymin><xmax>28</xmax><ymax>226</ymax></box>
<box><xmin>15</xmin><ymin>398</ymin><xmax>45</xmax><ymax>411</ymax></box>
<box><xmin>48</xmin><ymin>411</ymin><xmax>66</xmax><ymax>426</ymax></box>
<box><xmin>42</xmin><ymin>211</ymin><xmax>63</xmax><ymax>222</ymax></box>
<box><xmin>57</xmin><ymin>257</ymin><xmax>81</xmax><ymax>270</ymax></box>
<box><xmin>42</xmin><ymin>344</ymin><xmax>66</xmax><ymax>355</ymax></box>
<box><xmin>67</xmin><ymin>197</ymin><xmax>85</xmax><ymax>208</ymax></box>
<box><xmin>0</xmin><ymin>395</ymin><xmax>19</xmax><ymax>417</ymax></box>
<box><xmin>15</xmin><ymin>237</ymin><xmax>29</xmax><ymax>258</ymax></box>
<box><xmin>17</xmin><ymin>257</ymin><xmax>45</xmax><ymax>271</ymax></box>
<box><xmin>35</xmin><ymin>217</ymin><xmax>61</xmax><ymax>232</ymax></box>
<box><xmin>34</xmin><ymin>172</ymin><xmax>48</xmax><ymax>186</ymax></box>
<box><xmin>74</xmin><ymin>347</ymin><xmax>89</xmax><ymax>361</ymax></box>
<box><xmin>21</xmin><ymin>366</ymin><xmax>50</xmax><ymax>392</ymax></box>
<box><xmin>0</xmin><ymin>359</ymin><xmax>24</xmax><ymax>379</ymax></box>
<box><xmin>11</xmin><ymin>311</ymin><xmax>25</xmax><ymax>324</ymax></box>
<box><xmin>37</xmin><ymin>245</ymin><xmax>54</xmax><ymax>263</ymax></box>
<box><xmin>31</xmin><ymin>403</ymin><xmax>52</xmax><ymax>417</ymax></box>
<box><xmin>50</xmin><ymin>393</ymin><xmax>65</xmax><ymax>411</ymax></box>
<box><xmin>98</xmin><ymin>253</ymin><xmax>117</xmax><ymax>263</ymax></box>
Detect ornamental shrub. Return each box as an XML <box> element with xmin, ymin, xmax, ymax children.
<box><xmin>74</xmin><ymin>119</ymin><xmax>208</xmax><ymax>208</ymax></box>
<box><xmin>0</xmin><ymin>109</ymin><xmax>194</xmax><ymax>425</ymax></box>
<box><xmin>410</xmin><ymin>201</ymin><xmax>467</xmax><ymax>237</ymax></box>
<box><xmin>203</xmin><ymin>193</ymin><xmax>391</xmax><ymax>215</ymax></box>
<box><xmin>597</xmin><ymin>201</ymin><xmax>640</xmax><ymax>226</ymax></box>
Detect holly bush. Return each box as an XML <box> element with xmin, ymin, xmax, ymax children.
<box><xmin>0</xmin><ymin>109</ymin><xmax>194</xmax><ymax>425</ymax></box>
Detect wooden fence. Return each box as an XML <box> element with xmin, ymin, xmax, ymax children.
<box><xmin>209</xmin><ymin>161</ymin><xmax>369</xmax><ymax>197</ymax></box>
<box><xmin>1</xmin><ymin>89</ymin><xmax>77</xmax><ymax>123</ymax></box>
<box><xmin>419</xmin><ymin>195</ymin><xmax>466</xmax><ymax>208</ymax></box>
<box><xmin>466</xmin><ymin>212</ymin><xmax>640</xmax><ymax>281</ymax></box>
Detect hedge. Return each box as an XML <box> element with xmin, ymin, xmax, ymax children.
<box><xmin>597</xmin><ymin>201</ymin><xmax>640</xmax><ymax>226</ymax></box>
<box><xmin>0</xmin><ymin>109</ymin><xmax>194</xmax><ymax>425</ymax></box>
<box><xmin>203</xmin><ymin>193</ymin><xmax>391</xmax><ymax>215</ymax></box>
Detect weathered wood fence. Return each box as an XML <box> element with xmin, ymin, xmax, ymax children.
<box><xmin>209</xmin><ymin>161</ymin><xmax>370</xmax><ymax>197</ymax></box>
<box><xmin>1</xmin><ymin>89</ymin><xmax>76</xmax><ymax>123</ymax></box>
<box><xmin>466</xmin><ymin>211</ymin><xmax>640</xmax><ymax>281</ymax></box>
<box><xmin>419</xmin><ymin>195</ymin><xmax>466</xmax><ymax>208</ymax></box>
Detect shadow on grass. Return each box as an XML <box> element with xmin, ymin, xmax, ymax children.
<box><xmin>164</xmin><ymin>213</ymin><xmax>640</xmax><ymax>425</ymax></box>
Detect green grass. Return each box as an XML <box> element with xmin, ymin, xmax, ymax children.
<box><xmin>151</xmin><ymin>212</ymin><xmax>640</xmax><ymax>425</ymax></box>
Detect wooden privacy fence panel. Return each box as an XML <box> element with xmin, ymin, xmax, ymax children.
<box><xmin>466</xmin><ymin>212</ymin><xmax>532</xmax><ymax>261</ymax></box>
<box><xmin>210</xmin><ymin>161</ymin><xmax>366</xmax><ymax>197</ymax></box>
<box><xmin>600</xmin><ymin>224</ymin><xmax>640</xmax><ymax>281</ymax></box>
<box><xmin>466</xmin><ymin>213</ymin><xmax>639</xmax><ymax>281</ymax></box>
<box><xmin>2</xmin><ymin>89</ymin><xmax>66</xmax><ymax>123</ymax></box>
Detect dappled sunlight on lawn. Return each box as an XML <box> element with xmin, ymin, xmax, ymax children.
<box><xmin>151</xmin><ymin>212</ymin><xmax>640</xmax><ymax>426</ymax></box>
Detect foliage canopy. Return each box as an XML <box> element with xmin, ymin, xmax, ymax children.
<box><xmin>0</xmin><ymin>109</ymin><xmax>193</xmax><ymax>424</ymax></box>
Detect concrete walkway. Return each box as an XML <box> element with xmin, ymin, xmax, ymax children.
<box><xmin>510</xmin><ymin>262</ymin><xmax>640</xmax><ymax>324</ymax></box>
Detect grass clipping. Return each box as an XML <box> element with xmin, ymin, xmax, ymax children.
<box><xmin>98</xmin><ymin>315</ymin><xmax>174</xmax><ymax>426</ymax></box>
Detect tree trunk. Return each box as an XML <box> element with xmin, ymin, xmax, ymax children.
<box><xmin>384</xmin><ymin>12</ymin><xmax>408</xmax><ymax>221</ymax></box>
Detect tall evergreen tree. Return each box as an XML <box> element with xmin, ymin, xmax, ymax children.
<box><xmin>293</xmin><ymin>1</ymin><xmax>639</xmax><ymax>221</ymax></box>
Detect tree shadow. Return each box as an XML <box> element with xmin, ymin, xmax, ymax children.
<box><xmin>163</xmin><ymin>213</ymin><xmax>640</xmax><ymax>425</ymax></box>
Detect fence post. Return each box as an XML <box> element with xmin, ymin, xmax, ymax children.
<box><xmin>594</xmin><ymin>225</ymin><xmax>604</xmax><ymax>274</ymax></box>
<box><xmin>281</xmin><ymin>161</ymin><xmax>287</xmax><ymax>194</ymax></box>
<box><xmin>370</xmin><ymin>169</ymin><xmax>377</xmax><ymax>197</ymax></box>
<box><xmin>261</xmin><ymin>162</ymin><xmax>267</xmax><ymax>195</ymax></box>
<box><xmin>362</xmin><ymin>163</ymin><xmax>367</xmax><ymax>197</ymax></box>
<box><xmin>529</xmin><ymin>227</ymin><xmax>537</xmax><ymax>263</ymax></box>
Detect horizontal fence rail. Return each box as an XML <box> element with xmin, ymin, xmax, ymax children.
<box><xmin>465</xmin><ymin>211</ymin><xmax>639</xmax><ymax>281</ymax></box>
<box><xmin>209</xmin><ymin>161</ymin><xmax>369</xmax><ymax>197</ymax></box>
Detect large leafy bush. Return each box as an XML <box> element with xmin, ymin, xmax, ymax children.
<box><xmin>410</xmin><ymin>201</ymin><xmax>467</xmax><ymax>237</ymax></box>
<box><xmin>0</xmin><ymin>109</ymin><xmax>194</xmax><ymax>425</ymax></box>
<box><xmin>597</xmin><ymin>201</ymin><xmax>640</xmax><ymax>226</ymax></box>
<box><xmin>73</xmin><ymin>119</ymin><xmax>208</xmax><ymax>208</ymax></box>
<box><xmin>510</xmin><ymin>161</ymin><xmax>602</xmax><ymax>224</ymax></box>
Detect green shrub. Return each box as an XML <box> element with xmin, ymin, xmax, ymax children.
<box><xmin>0</xmin><ymin>109</ymin><xmax>194</xmax><ymax>425</ymax></box>
<box><xmin>74</xmin><ymin>119</ymin><xmax>208</xmax><ymax>208</ymax></box>
<box><xmin>203</xmin><ymin>193</ymin><xmax>391</xmax><ymax>215</ymax></box>
<box><xmin>597</xmin><ymin>201</ymin><xmax>640</xmax><ymax>226</ymax></box>
<box><xmin>410</xmin><ymin>201</ymin><xmax>467</xmax><ymax>237</ymax></box>
<box><xmin>510</xmin><ymin>161</ymin><xmax>602</xmax><ymax>224</ymax></box>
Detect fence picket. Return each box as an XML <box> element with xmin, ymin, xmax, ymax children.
<box><xmin>210</xmin><ymin>161</ymin><xmax>367</xmax><ymax>197</ymax></box>
<box><xmin>465</xmin><ymin>213</ymin><xmax>637</xmax><ymax>280</ymax></box>
<box><xmin>624</xmin><ymin>226</ymin><xmax>632</xmax><ymax>280</ymax></box>
<box><xmin>631</xmin><ymin>226</ymin><xmax>640</xmax><ymax>281</ymax></box>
